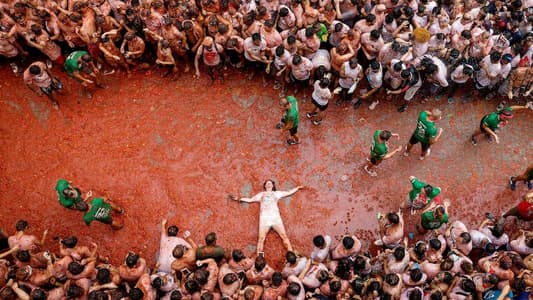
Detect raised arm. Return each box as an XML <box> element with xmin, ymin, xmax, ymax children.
<box><xmin>277</xmin><ymin>186</ymin><xmax>304</xmax><ymax>198</ymax></box>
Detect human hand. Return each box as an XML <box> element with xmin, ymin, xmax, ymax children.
<box><xmin>507</xmin><ymin>90</ymin><xmax>513</xmax><ymax>99</ymax></box>
<box><xmin>409</xmin><ymin>175</ymin><xmax>415</xmax><ymax>181</ymax></box>
<box><xmin>196</xmin><ymin>260</ymin><xmax>204</xmax><ymax>267</ymax></box>
<box><xmin>183</xmin><ymin>230</ymin><xmax>191</xmax><ymax>238</ymax></box>
<box><xmin>494</xmin><ymin>135</ymin><xmax>500</xmax><ymax>144</ymax></box>
<box><xmin>525</xmin><ymin>101</ymin><xmax>532</xmax><ymax>109</ymax></box>
<box><xmin>396</xmin><ymin>145</ymin><xmax>402</xmax><ymax>152</ymax></box>
<box><xmin>86</xmin><ymin>190</ymin><xmax>93</xmax><ymax>198</ymax></box>
<box><xmin>162</xmin><ymin>219</ymin><xmax>167</xmax><ymax>227</ymax></box>
<box><xmin>195</xmin><ymin>71</ymin><xmax>200</xmax><ymax>79</ymax></box>
<box><xmin>297</xmin><ymin>185</ymin><xmax>305</xmax><ymax>190</ymax></box>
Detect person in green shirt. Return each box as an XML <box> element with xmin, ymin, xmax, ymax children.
<box><xmin>83</xmin><ymin>197</ymin><xmax>124</xmax><ymax>230</ymax></box>
<box><xmin>276</xmin><ymin>96</ymin><xmax>300</xmax><ymax>145</ymax></box>
<box><xmin>418</xmin><ymin>201</ymin><xmax>450</xmax><ymax>234</ymax></box>
<box><xmin>195</xmin><ymin>232</ymin><xmax>225</xmax><ymax>262</ymax></box>
<box><xmin>404</xmin><ymin>109</ymin><xmax>443</xmax><ymax>160</ymax></box>
<box><xmin>55</xmin><ymin>179</ymin><xmax>89</xmax><ymax>211</ymax></box>
<box><xmin>64</xmin><ymin>50</ymin><xmax>103</xmax><ymax>98</ymax></box>
<box><xmin>402</xmin><ymin>176</ymin><xmax>442</xmax><ymax>214</ymax></box>
<box><xmin>364</xmin><ymin>130</ymin><xmax>402</xmax><ymax>177</ymax></box>
<box><xmin>471</xmin><ymin>102</ymin><xmax>531</xmax><ymax>145</ymax></box>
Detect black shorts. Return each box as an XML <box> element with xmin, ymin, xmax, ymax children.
<box><xmin>312</xmin><ymin>97</ymin><xmax>329</xmax><ymax>111</ymax></box>
<box><xmin>40</xmin><ymin>78</ymin><xmax>63</xmax><ymax>95</ymax></box>
<box><xmin>370</xmin><ymin>156</ymin><xmax>383</xmax><ymax>165</ymax></box>
<box><xmin>289</xmin><ymin>72</ymin><xmax>309</xmax><ymax>85</ymax></box>
<box><xmin>409</xmin><ymin>134</ymin><xmax>430</xmax><ymax>152</ymax></box>
<box><xmin>289</xmin><ymin>126</ymin><xmax>298</xmax><ymax>136</ymax></box>
<box><xmin>479</xmin><ymin>117</ymin><xmax>490</xmax><ymax>134</ymax></box>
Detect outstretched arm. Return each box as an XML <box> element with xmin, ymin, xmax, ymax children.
<box><xmin>277</xmin><ymin>186</ymin><xmax>304</xmax><ymax>198</ymax></box>
<box><xmin>238</xmin><ymin>192</ymin><xmax>263</xmax><ymax>203</ymax></box>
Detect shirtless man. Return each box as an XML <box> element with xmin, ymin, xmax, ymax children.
<box><xmin>232</xmin><ymin>180</ymin><xmax>304</xmax><ymax>255</ymax></box>
<box><xmin>194</xmin><ymin>36</ymin><xmax>224</xmax><ymax>83</ymax></box>
<box><xmin>263</xmin><ymin>272</ymin><xmax>288</xmax><ymax>300</ymax></box>
<box><xmin>160</xmin><ymin>17</ymin><xmax>189</xmax><ymax>72</ymax></box>
<box><xmin>121</xmin><ymin>32</ymin><xmax>146</xmax><ymax>68</ymax></box>
<box><xmin>8</xmin><ymin>220</ymin><xmax>47</xmax><ymax>253</ymax></box>
<box><xmin>445</xmin><ymin>220</ymin><xmax>472</xmax><ymax>256</ymax></box>
<box><xmin>119</xmin><ymin>252</ymin><xmax>148</xmax><ymax>283</ymax></box>
<box><xmin>361</xmin><ymin>29</ymin><xmax>383</xmax><ymax>64</ymax></box>
<box><xmin>281</xmin><ymin>251</ymin><xmax>309</xmax><ymax>278</ymax></box>
<box><xmin>135</xmin><ymin>273</ymin><xmax>157</xmax><ymax>300</ymax></box>
<box><xmin>155</xmin><ymin>39</ymin><xmax>179</xmax><ymax>79</ymax></box>
<box><xmin>23</xmin><ymin>61</ymin><xmax>63</xmax><ymax>109</ymax></box>
<box><xmin>246</xmin><ymin>255</ymin><xmax>275</xmax><ymax>284</ymax></box>
<box><xmin>158</xmin><ymin>219</ymin><xmax>191</xmax><ymax>274</ymax></box>
<box><xmin>23</xmin><ymin>24</ymin><xmax>64</xmax><ymax>65</ymax></box>
<box><xmin>375</xmin><ymin>210</ymin><xmax>404</xmax><ymax>248</ymax></box>
<box><xmin>59</xmin><ymin>236</ymin><xmax>97</xmax><ymax>261</ymax></box>
<box><xmin>218</xmin><ymin>263</ymin><xmax>242</xmax><ymax>299</ymax></box>
<box><xmin>182</xmin><ymin>19</ymin><xmax>204</xmax><ymax>52</ymax></box>
<box><xmin>99</xmin><ymin>30</ymin><xmax>130</xmax><ymax>74</ymax></box>
<box><xmin>331</xmin><ymin>235</ymin><xmax>361</xmax><ymax>259</ymax></box>
<box><xmin>171</xmin><ymin>236</ymin><xmax>197</xmax><ymax>274</ymax></box>
<box><xmin>228</xmin><ymin>249</ymin><xmax>254</xmax><ymax>272</ymax></box>
<box><xmin>330</xmin><ymin>43</ymin><xmax>354</xmax><ymax>75</ymax></box>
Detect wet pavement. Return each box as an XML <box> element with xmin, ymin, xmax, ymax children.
<box><xmin>0</xmin><ymin>64</ymin><xmax>531</xmax><ymax>267</ymax></box>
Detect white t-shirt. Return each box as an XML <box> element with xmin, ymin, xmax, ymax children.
<box><xmin>290</xmin><ymin>56</ymin><xmax>313</xmax><ymax>80</ymax></box>
<box><xmin>273</xmin><ymin>48</ymin><xmax>292</xmax><ymax>69</ymax></box>
<box><xmin>451</xmin><ymin>65</ymin><xmax>471</xmax><ymax>83</ymax></box>
<box><xmin>311</xmin><ymin>49</ymin><xmax>331</xmax><ymax>70</ymax></box>
<box><xmin>312</xmin><ymin>80</ymin><xmax>331</xmax><ymax>106</ymax></box>
<box><xmin>366</xmin><ymin>66</ymin><xmax>383</xmax><ymax>89</ymax></box>
<box><xmin>469</xmin><ymin>229</ymin><xmax>491</xmax><ymax>248</ymax></box>
<box><xmin>339</xmin><ymin>61</ymin><xmax>362</xmax><ymax>88</ymax></box>
<box><xmin>244</xmin><ymin>37</ymin><xmax>267</xmax><ymax>61</ymax></box>
<box><xmin>476</xmin><ymin>56</ymin><xmax>501</xmax><ymax>87</ymax></box>
<box><xmin>310</xmin><ymin>235</ymin><xmax>331</xmax><ymax>262</ymax></box>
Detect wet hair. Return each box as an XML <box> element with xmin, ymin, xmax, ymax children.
<box><xmin>264</xmin><ymin>19</ymin><xmax>275</xmax><ymax>28</ymax></box>
<box><xmin>370</xmin><ymin>61</ymin><xmax>380</xmax><ymax>70</ymax></box>
<box><xmin>31</xmin><ymin>289</ymin><xmax>47</xmax><ymax>300</ymax></box>
<box><xmin>461</xmin><ymin>30</ymin><xmax>472</xmax><ymax>39</ymax></box>
<box><xmin>460</xmin><ymin>261</ymin><xmax>474</xmax><ymax>274</ymax></box>
<box><xmin>490</xmin><ymin>224</ymin><xmax>504</xmax><ymax>238</ymax></box>
<box><xmin>459</xmin><ymin>232</ymin><xmax>471</xmax><ymax>243</ymax></box>
<box><xmin>251</xmin><ymin>33</ymin><xmax>261</xmax><ymax>42</ymax></box>
<box><xmin>513</xmin><ymin>277</ymin><xmax>526</xmax><ymax>292</ymax></box>
<box><xmin>385</xmin><ymin>14</ymin><xmax>394</xmax><ymax>24</ymax></box>
<box><xmin>367</xmin><ymin>280</ymin><xmax>382</xmax><ymax>296</ymax></box>
<box><xmin>317</xmin><ymin>270</ymin><xmax>329</xmax><ymax>282</ymax></box>
<box><xmin>126</xmin><ymin>252</ymin><xmax>140</xmax><ymax>267</ymax></box>
<box><xmin>429</xmin><ymin>238</ymin><xmax>441</xmax><ymax>250</ymax></box>
<box><xmin>16</xmin><ymin>250</ymin><xmax>30</xmax><ymax>262</ymax></box>
<box><xmin>194</xmin><ymin>269</ymin><xmax>209</xmax><ymax>285</ymax></box>
<box><xmin>205</xmin><ymin>232</ymin><xmax>217</xmax><ymax>245</ymax></box>
<box><xmin>287</xmin><ymin>35</ymin><xmax>296</xmax><ymax>45</ymax></box>
<box><xmin>484</xmin><ymin>242</ymin><xmax>496</xmax><ymax>254</ymax></box>
<box><xmin>370</xmin><ymin>29</ymin><xmax>380</xmax><ymax>39</ymax></box>
<box><xmin>170</xmin><ymin>290</ymin><xmax>183</xmax><ymax>300</ymax></box>
<box><xmin>232</xmin><ymin>249</ymin><xmax>245</xmax><ymax>262</ymax></box>
<box><xmin>222</xmin><ymin>273</ymin><xmax>238</xmax><ymax>285</ymax></box>
<box><xmin>173</xmin><ymin>245</ymin><xmax>185</xmax><ymax>258</ymax></box>
<box><xmin>435</xmin><ymin>206</ymin><xmax>445</xmax><ymax>216</ymax></box>
<box><xmin>409</xmin><ymin>289</ymin><xmax>422</xmax><ymax>300</ymax></box>
<box><xmin>67</xmin><ymin>284</ymin><xmax>84</xmax><ymax>298</ymax></box>
<box><xmin>335</xmin><ymin>258</ymin><xmax>352</xmax><ymax>280</ymax></box>
<box><xmin>167</xmin><ymin>225</ymin><xmax>179</xmax><ymax>236</ymax></box>
<box><xmin>287</xmin><ymin>282</ymin><xmax>301</xmax><ymax>295</ymax></box>
<box><xmin>440</xmin><ymin>257</ymin><xmax>454</xmax><ymax>271</ymax></box>
<box><xmin>414</xmin><ymin>242</ymin><xmax>427</xmax><ymax>257</ymax></box>
<box><xmin>68</xmin><ymin>262</ymin><xmax>84</xmax><ymax>275</ymax></box>
<box><xmin>254</xmin><ymin>255</ymin><xmax>266</xmax><ymax>271</ymax></box>
<box><xmin>319</xmin><ymin>77</ymin><xmax>330</xmax><ymax>89</ymax></box>
<box><xmin>330</xmin><ymin>280</ymin><xmax>342</xmax><ymax>293</ymax></box>
<box><xmin>387</xmin><ymin>212</ymin><xmax>399</xmax><ymax>223</ymax></box>
<box><xmin>393</xmin><ymin>246</ymin><xmax>405</xmax><ymax>260</ymax></box>
<box><xmin>185</xmin><ymin>279</ymin><xmax>200</xmax><ymax>293</ymax></box>
<box><xmin>313</xmin><ymin>235</ymin><xmax>325</xmax><ymax>248</ymax></box>
<box><xmin>342</xmin><ymin>236</ymin><xmax>355</xmax><ymax>249</ymax></box>
<box><xmin>385</xmin><ymin>273</ymin><xmax>399</xmax><ymax>286</ymax></box>
<box><xmin>286</xmin><ymin>251</ymin><xmax>297</xmax><ymax>264</ymax></box>
<box><xmin>275</xmin><ymin>45</ymin><xmax>285</xmax><ymax>57</ymax></box>
<box><xmin>96</xmin><ymin>268</ymin><xmax>111</xmax><ymax>284</ymax></box>
<box><xmin>436</xmin><ymin>33</ymin><xmax>445</xmax><ymax>40</ymax></box>
<box><xmin>425</xmin><ymin>63</ymin><xmax>438</xmax><ymax>75</ymax></box>
<box><xmin>499</xmin><ymin>255</ymin><xmax>512</xmax><ymax>270</ymax></box>
<box><xmin>263</xmin><ymin>180</ymin><xmax>277</xmax><ymax>191</ymax></box>
<box><xmin>460</xmin><ymin>278</ymin><xmax>475</xmax><ymax>293</ymax></box>
<box><xmin>393</xmin><ymin>62</ymin><xmax>403</xmax><ymax>72</ymax></box>
<box><xmin>16</xmin><ymin>220</ymin><xmax>28</xmax><ymax>231</ymax></box>
<box><xmin>526</xmin><ymin>237</ymin><xmax>533</xmax><ymax>248</ymax></box>
<box><xmin>201</xmin><ymin>292</ymin><xmax>214</xmax><ymax>300</ymax></box>
<box><xmin>366</xmin><ymin>14</ymin><xmax>376</xmax><ymax>23</ymax></box>
<box><xmin>485</xmin><ymin>274</ymin><xmax>499</xmax><ymax>285</ymax></box>
<box><xmin>430</xmin><ymin>291</ymin><xmax>442</xmax><ymax>300</ymax></box>
<box><xmin>462</xmin><ymin>65</ymin><xmax>474</xmax><ymax>75</ymax></box>
<box><xmin>401</xmin><ymin>69</ymin><xmax>411</xmax><ymax>79</ymax></box>
<box><xmin>100</xmin><ymin>35</ymin><xmax>109</xmax><ymax>43</ymax></box>
<box><xmin>351</xmin><ymin>278</ymin><xmax>365</xmax><ymax>295</ymax></box>
<box><xmin>243</xmin><ymin>289</ymin><xmax>255</xmax><ymax>300</ymax></box>
<box><xmin>152</xmin><ymin>276</ymin><xmax>163</xmax><ymax>290</ymax></box>
<box><xmin>279</xmin><ymin>7</ymin><xmax>289</xmax><ymax>17</ymax></box>
<box><xmin>88</xmin><ymin>290</ymin><xmax>107</xmax><ymax>300</ymax></box>
<box><xmin>0</xmin><ymin>287</ymin><xmax>17</xmax><ymax>300</ymax></box>
<box><xmin>129</xmin><ymin>287</ymin><xmax>144</xmax><ymax>300</ymax></box>
<box><xmin>61</xmin><ymin>236</ymin><xmax>78</xmax><ymax>248</ymax></box>
<box><xmin>29</xmin><ymin>65</ymin><xmax>41</xmax><ymax>75</ymax></box>
<box><xmin>305</xmin><ymin>27</ymin><xmax>314</xmax><ymax>37</ymax></box>
<box><xmin>353</xmin><ymin>256</ymin><xmax>366</xmax><ymax>272</ymax></box>
<box><xmin>292</xmin><ymin>55</ymin><xmax>302</xmax><ymax>65</ymax></box>
<box><xmin>272</xmin><ymin>272</ymin><xmax>283</xmax><ymax>286</ymax></box>
<box><xmin>490</xmin><ymin>52</ymin><xmax>502</xmax><ymax>63</ymax></box>
<box><xmin>410</xmin><ymin>268</ymin><xmax>423</xmax><ymax>282</ymax></box>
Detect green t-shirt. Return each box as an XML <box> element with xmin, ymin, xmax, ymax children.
<box><xmin>421</xmin><ymin>210</ymin><xmax>448</xmax><ymax>230</ymax></box>
<box><xmin>284</xmin><ymin>96</ymin><xmax>299</xmax><ymax>128</ymax></box>
<box><xmin>64</xmin><ymin>50</ymin><xmax>88</xmax><ymax>75</ymax></box>
<box><xmin>370</xmin><ymin>130</ymin><xmax>388</xmax><ymax>160</ymax></box>
<box><xmin>83</xmin><ymin>198</ymin><xmax>112</xmax><ymax>225</ymax></box>
<box><xmin>482</xmin><ymin>107</ymin><xmax>512</xmax><ymax>130</ymax></box>
<box><xmin>408</xmin><ymin>177</ymin><xmax>441</xmax><ymax>203</ymax></box>
<box><xmin>196</xmin><ymin>245</ymin><xmax>225</xmax><ymax>262</ymax></box>
<box><xmin>55</xmin><ymin>179</ymin><xmax>83</xmax><ymax>208</ymax></box>
<box><xmin>316</xmin><ymin>23</ymin><xmax>328</xmax><ymax>42</ymax></box>
<box><xmin>413</xmin><ymin>111</ymin><xmax>437</xmax><ymax>144</ymax></box>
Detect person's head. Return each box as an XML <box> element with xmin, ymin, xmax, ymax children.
<box><xmin>330</xmin><ymin>280</ymin><xmax>342</xmax><ymax>293</ymax></box>
<box><xmin>342</xmin><ymin>236</ymin><xmax>354</xmax><ymax>249</ymax></box>
<box><xmin>410</xmin><ymin>268</ymin><xmax>423</xmax><ymax>282</ymax></box>
<box><xmin>462</xmin><ymin>64</ymin><xmax>474</xmax><ymax>76</ymax></box>
<box><xmin>513</xmin><ymin>277</ymin><xmax>526</xmax><ymax>293</ymax></box>
<box><xmin>126</xmin><ymin>252</ymin><xmax>140</xmax><ymax>268</ymax></box>
<box><xmin>409</xmin><ymin>289</ymin><xmax>422</xmax><ymax>300</ymax></box>
<box><xmin>337</xmin><ymin>43</ymin><xmax>347</xmax><ymax>55</ymax></box>
<box><xmin>275</xmin><ymin>45</ymin><xmax>285</xmax><ymax>57</ymax></box>
<box><xmin>429</xmin><ymin>238</ymin><xmax>442</xmax><ymax>250</ymax></box>
<box><xmin>292</xmin><ymin>54</ymin><xmax>303</xmax><ymax>66</ymax></box>
<box><xmin>61</xmin><ymin>236</ymin><xmax>78</xmax><ymax>248</ymax></box>
<box><xmin>166</xmin><ymin>225</ymin><xmax>179</xmax><ymax>236</ymax></box>
<box><xmin>334</xmin><ymin>22</ymin><xmax>343</xmax><ymax>33</ymax></box>
<box><xmin>348</xmin><ymin>57</ymin><xmax>358</xmax><ymax>69</ymax></box>
<box><xmin>385</xmin><ymin>14</ymin><xmax>394</xmax><ymax>24</ymax></box>
<box><xmin>366</xmin><ymin>14</ymin><xmax>376</xmax><ymax>25</ymax></box>
<box><xmin>205</xmin><ymin>232</ymin><xmax>217</xmax><ymax>245</ymax></box>
<box><xmin>263</xmin><ymin>179</ymin><xmax>277</xmax><ymax>191</ymax></box>
<box><xmin>67</xmin><ymin>284</ymin><xmax>84</xmax><ymax>299</ymax></box>
<box><xmin>460</xmin><ymin>30</ymin><xmax>472</xmax><ymax>39</ymax></box>
<box><xmin>279</xmin><ymin>7</ymin><xmax>289</xmax><ymax>17</ymax></box>
<box><xmin>434</xmin><ymin>206</ymin><xmax>445</xmax><ymax>219</ymax></box>
<box><xmin>152</xmin><ymin>276</ymin><xmax>163</xmax><ymax>290</ymax></box>
<box><xmin>96</xmin><ymin>267</ymin><xmax>111</xmax><ymax>284</ymax></box>
<box><xmin>525</xmin><ymin>235</ymin><xmax>533</xmax><ymax>248</ymax></box>
<box><xmin>490</xmin><ymin>51</ymin><xmax>502</xmax><ymax>63</ymax></box>
<box><xmin>125</xmin><ymin>32</ymin><xmax>136</xmax><ymax>41</ymax></box>
<box><xmin>425</xmin><ymin>63</ymin><xmax>438</xmax><ymax>75</ymax></box>
<box><xmin>31</xmin><ymin>289</ymin><xmax>47</xmax><ymax>300</ymax></box>
<box><xmin>385</xmin><ymin>273</ymin><xmax>400</xmax><ymax>286</ymax></box>
<box><xmin>16</xmin><ymin>249</ymin><xmax>30</xmax><ymax>262</ymax></box>
<box><xmin>460</xmin><ymin>278</ymin><xmax>475</xmax><ymax>293</ymax></box>
<box><xmin>499</xmin><ymin>255</ymin><xmax>512</xmax><ymax>270</ymax></box>
<box><xmin>170</xmin><ymin>290</ymin><xmax>182</xmax><ymax>300</ymax></box>
<box><xmin>393</xmin><ymin>246</ymin><xmax>405</xmax><ymax>260</ymax></box>
<box><xmin>287</xmin><ymin>35</ymin><xmax>296</xmax><ymax>45</ymax></box>
<box><xmin>313</xmin><ymin>235</ymin><xmax>325</xmax><ymax>248</ymax></box>
<box><xmin>316</xmin><ymin>270</ymin><xmax>329</xmax><ymax>282</ymax></box>
<box><xmin>386</xmin><ymin>211</ymin><xmax>399</xmax><ymax>223</ymax></box>
<box><xmin>185</xmin><ymin>279</ymin><xmax>200</xmax><ymax>293</ymax></box>
<box><xmin>254</xmin><ymin>255</ymin><xmax>266</xmax><ymax>271</ymax></box>
<box><xmin>250</xmin><ymin>33</ymin><xmax>262</xmax><ymax>46</ymax></box>
<box><xmin>353</xmin><ymin>255</ymin><xmax>366</xmax><ymax>271</ymax></box>
<box><xmin>287</xmin><ymin>282</ymin><xmax>301</xmax><ymax>295</ymax></box>
<box><xmin>194</xmin><ymin>269</ymin><xmax>209</xmax><ymax>285</ymax></box>
<box><xmin>459</xmin><ymin>232</ymin><xmax>471</xmax><ymax>244</ymax></box>
<box><xmin>440</xmin><ymin>257</ymin><xmax>454</xmax><ymax>271</ymax></box>
<box><xmin>414</xmin><ymin>241</ymin><xmax>427</xmax><ymax>256</ymax></box>
<box><xmin>319</xmin><ymin>77</ymin><xmax>330</xmax><ymax>89</ymax></box>
<box><xmin>243</xmin><ymin>289</ymin><xmax>255</xmax><ymax>300</ymax></box>
<box><xmin>129</xmin><ymin>288</ymin><xmax>144</xmax><ymax>300</ymax></box>
<box><xmin>370</xmin><ymin>61</ymin><xmax>380</xmax><ymax>72</ymax></box>
<box><xmin>16</xmin><ymin>220</ymin><xmax>28</xmax><ymax>231</ymax></box>
<box><xmin>460</xmin><ymin>261</ymin><xmax>474</xmax><ymax>274</ymax></box>
<box><xmin>392</xmin><ymin>62</ymin><xmax>403</xmax><ymax>72</ymax></box>
<box><xmin>271</xmin><ymin>271</ymin><xmax>283</xmax><ymax>286</ymax></box>
<box><xmin>222</xmin><ymin>273</ymin><xmax>238</xmax><ymax>285</ymax></box>
<box><xmin>391</xmin><ymin>41</ymin><xmax>401</xmax><ymax>52</ymax></box>
<box><xmin>173</xmin><ymin>245</ymin><xmax>186</xmax><ymax>258</ymax></box>
<box><xmin>68</xmin><ymin>262</ymin><xmax>84</xmax><ymax>275</ymax></box>
<box><xmin>28</xmin><ymin>64</ymin><xmax>44</xmax><ymax>76</ymax></box>
<box><xmin>370</xmin><ymin>29</ymin><xmax>380</xmax><ymax>40</ymax></box>
<box><xmin>429</xmin><ymin>291</ymin><xmax>442</xmax><ymax>300</ymax></box>
<box><xmin>501</xmin><ymin>54</ymin><xmax>512</xmax><ymax>64</ymax></box>
<box><xmin>231</xmin><ymin>249</ymin><xmax>245</xmax><ymax>262</ymax></box>
<box><xmin>401</xmin><ymin>69</ymin><xmax>411</xmax><ymax>79</ymax></box>
<box><xmin>305</xmin><ymin>27</ymin><xmax>314</xmax><ymax>39</ymax></box>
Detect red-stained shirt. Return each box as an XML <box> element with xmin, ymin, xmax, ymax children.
<box><xmin>517</xmin><ymin>201</ymin><xmax>533</xmax><ymax>221</ymax></box>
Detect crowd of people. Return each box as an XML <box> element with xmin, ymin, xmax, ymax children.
<box><xmin>1</xmin><ymin>0</ymin><xmax>531</xmax><ymax>110</ymax></box>
<box><xmin>1</xmin><ymin>178</ymin><xmax>532</xmax><ymax>300</ymax></box>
